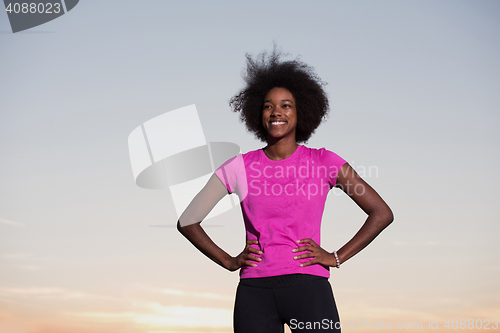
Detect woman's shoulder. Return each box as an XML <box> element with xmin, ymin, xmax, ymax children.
<box><xmin>241</xmin><ymin>147</ymin><xmax>262</xmax><ymax>157</ymax></box>
<box><xmin>301</xmin><ymin>145</ymin><xmax>339</xmax><ymax>156</ymax></box>
<box><xmin>301</xmin><ymin>145</ymin><xmax>347</xmax><ymax>166</ymax></box>
<box><xmin>215</xmin><ymin>147</ymin><xmax>259</xmax><ymax>171</ymax></box>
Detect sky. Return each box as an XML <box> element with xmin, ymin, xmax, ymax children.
<box><xmin>1</xmin><ymin>1</ymin><xmax>499</xmax><ymax>332</ymax></box>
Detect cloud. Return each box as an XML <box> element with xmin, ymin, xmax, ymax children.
<box><xmin>0</xmin><ymin>286</ymin><xmax>115</xmax><ymax>301</ymax></box>
<box><xmin>158</xmin><ymin>288</ymin><xmax>233</xmax><ymax>301</ymax></box>
<box><xmin>134</xmin><ymin>304</ymin><xmax>232</xmax><ymax>328</ymax></box>
<box><xmin>65</xmin><ymin>303</ymin><xmax>232</xmax><ymax>328</ymax></box>
<box><xmin>0</xmin><ymin>309</ymin><xmax>13</xmax><ymax>321</ymax></box>
<box><xmin>0</xmin><ymin>218</ymin><xmax>24</xmax><ymax>227</ymax></box>
<box><xmin>0</xmin><ymin>253</ymin><xmax>32</xmax><ymax>259</ymax></box>
<box><xmin>15</xmin><ymin>265</ymin><xmax>39</xmax><ymax>271</ymax></box>
<box><xmin>0</xmin><ymin>284</ymin><xmax>234</xmax><ymax>329</ymax></box>
<box><xmin>60</xmin><ymin>286</ymin><xmax>234</xmax><ymax>329</ymax></box>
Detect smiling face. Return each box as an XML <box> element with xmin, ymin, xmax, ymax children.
<box><xmin>262</xmin><ymin>87</ymin><xmax>298</xmax><ymax>142</ymax></box>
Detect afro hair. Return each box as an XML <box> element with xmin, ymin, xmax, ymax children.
<box><xmin>229</xmin><ymin>46</ymin><xmax>330</xmax><ymax>143</ymax></box>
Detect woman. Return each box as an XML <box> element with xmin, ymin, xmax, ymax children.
<box><xmin>177</xmin><ymin>48</ymin><xmax>394</xmax><ymax>333</ymax></box>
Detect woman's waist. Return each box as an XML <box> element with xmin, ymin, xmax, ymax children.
<box><xmin>246</xmin><ymin>246</ymin><xmax>321</xmax><ymax>268</ymax></box>
<box><xmin>251</xmin><ymin>237</ymin><xmax>320</xmax><ymax>254</ymax></box>
<box><xmin>239</xmin><ymin>273</ymin><xmax>326</xmax><ymax>289</ymax></box>
<box><xmin>239</xmin><ymin>243</ymin><xmax>330</xmax><ymax>280</ymax></box>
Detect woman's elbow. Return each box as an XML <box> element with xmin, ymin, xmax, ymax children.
<box><xmin>371</xmin><ymin>205</ymin><xmax>393</xmax><ymax>228</ymax></box>
<box><xmin>177</xmin><ymin>219</ymin><xmax>201</xmax><ymax>236</ymax></box>
<box><xmin>177</xmin><ymin>220</ymin><xmax>185</xmax><ymax>234</ymax></box>
<box><xmin>383</xmin><ymin>206</ymin><xmax>394</xmax><ymax>227</ymax></box>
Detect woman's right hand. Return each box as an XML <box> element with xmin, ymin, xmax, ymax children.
<box><xmin>226</xmin><ymin>240</ymin><xmax>262</xmax><ymax>271</ymax></box>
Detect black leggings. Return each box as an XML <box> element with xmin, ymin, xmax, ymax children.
<box><xmin>234</xmin><ymin>274</ymin><xmax>341</xmax><ymax>333</ymax></box>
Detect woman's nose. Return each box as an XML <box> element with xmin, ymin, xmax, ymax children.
<box><xmin>271</xmin><ymin>108</ymin><xmax>281</xmax><ymax>116</ymax></box>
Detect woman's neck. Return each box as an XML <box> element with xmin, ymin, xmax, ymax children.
<box><xmin>264</xmin><ymin>138</ymin><xmax>299</xmax><ymax>161</ymax></box>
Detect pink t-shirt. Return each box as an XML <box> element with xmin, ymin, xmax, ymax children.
<box><xmin>215</xmin><ymin>144</ymin><xmax>347</xmax><ymax>279</ymax></box>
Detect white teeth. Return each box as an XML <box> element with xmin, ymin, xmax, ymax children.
<box><xmin>271</xmin><ymin>121</ymin><xmax>286</xmax><ymax>125</ymax></box>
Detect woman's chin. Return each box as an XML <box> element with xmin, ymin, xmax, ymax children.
<box><xmin>266</xmin><ymin>133</ymin><xmax>295</xmax><ymax>142</ymax></box>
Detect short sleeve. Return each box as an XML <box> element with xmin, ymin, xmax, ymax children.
<box><xmin>317</xmin><ymin>148</ymin><xmax>348</xmax><ymax>188</ymax></box>
<box><xmin>214</xmin><ymin>153</ymin><xmax>243</xmax><ymax>195</ymax></box>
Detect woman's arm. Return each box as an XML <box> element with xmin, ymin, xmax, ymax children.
<box><xmin>293</xmin><ymin>163</ymin><xmax>393</xmax><ymax>267</ymax></box>
<box><xmin>177</xmin><ymin>173</ymin><xmax>262</xmax><ymax>271</ymax></box>
<box><xmin>334</xmin><ymin>163</ymin><xmax>394</xmax><ymax>265</ymax></box>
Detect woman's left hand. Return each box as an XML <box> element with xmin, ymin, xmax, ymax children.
<box><xmin>293</xmin><ymin>238</ymin><xmax>336</xmax><ymax>268</ymax></box>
